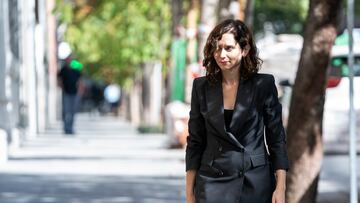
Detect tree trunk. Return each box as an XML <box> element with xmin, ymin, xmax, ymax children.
<box><xmin>238</xmin><ymin>0</ymin><xmax>246</xmax><ymax>21</ymax></box>
<box><xmin>186</xmin><ymin>0</ymin><xmax>200</xmax><ymax>63</ymax></box>
<box><xmin>171</xmin><ymin>0</ymin><xmax>184</xmax><ymax>36</ymax></box>
<box><xmin>198</xmin><ymin>0</ymin><xmax>219</xmax><ymax>63</ymax></box>
<box><xmin>217</xmin><ymin>0</ymin><xmax>232</xmax><ymax>21</ymax></box>
<box><xmin>184</xmin><ymin>0</ymin><xmax>200</xmax><ymax>103</ymax></box>
<box><xmin>285</xmin><ymin>0</ymin><xmax>342</xmax><ymax>203</ymax></box>
<box><xmin>166</xmin><ymin>0</ymin><xmax>184</xmax><ymax>104</ymax></box>
<box><xmin>244</xmin><ymin>0</ymin><xmax>254</xmax><ymax>31</ymax></box>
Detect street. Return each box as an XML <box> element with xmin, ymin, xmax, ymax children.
<box><xmin>0</xmin><ymin>113</ymin><xmax>358</xmax><ymax>203</ymax></box>
<box><xmin>318</xmin><ymin>155</ymin><xmax>359</xmax><ymax>203</ymax></box>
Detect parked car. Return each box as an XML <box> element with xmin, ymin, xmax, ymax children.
<box><xmin>323</xmin><ymin>43</ymin><xmax>360</xmax><ymax>142</ymax></box>
<box><xmin>278</xmin><ymin>29</ymin><xmax>360</xmax><ymax>144</ymax></box>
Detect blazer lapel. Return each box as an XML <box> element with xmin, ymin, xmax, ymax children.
<box><xmin>205</xmin><ymin>81</ymin><xmax>224</xmax><ymax>135</ymax></box>
<box><xmin>205</xmin><ymin>80</ymin><xmax>244</xmax><ymax>149</ymax></box>
<box><xmin>230</xmin><ymin>78</ymin><xmax>255</xmax><ymax>136</ymax></box>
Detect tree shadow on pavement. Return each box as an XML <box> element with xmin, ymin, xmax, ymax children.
<box><xmin>317</xmin><ymin>191</ymin><xmax>349</xmax><ymax>203</ymax></box>
<box><xmin>0</xmin><ymin>174</ymin><xmax>185</xmax><ymax>203</ymax></box>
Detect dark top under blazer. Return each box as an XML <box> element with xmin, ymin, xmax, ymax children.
<box><xmin>186</xmin><ymin>73</ymin><xmax>289</xmax><ymax>203</ymax></box>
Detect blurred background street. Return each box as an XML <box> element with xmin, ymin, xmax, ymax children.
<box><xmin>0</xmin><ymin>0</ymin><xmax>360</xmax><ymax>202</ymax></box>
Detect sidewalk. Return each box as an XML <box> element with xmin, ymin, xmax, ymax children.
<box><xmin>319</xmin><ymin>139</ymin><xmax>360</xmax><ymax>202</ymax></box>
<box><xmin>0</xmin><ymin>114</ymin><xmax>186</xmax><ymax>203</ymax></box>
<box><xmin>0</xmin><ymin>113</ymin><xmax>357</xmax><ymax>203</ymax></box>
<box><xmin>317</xmin><ymin>154</ymin><xmax>354</xmax><ymax>203</ymax></box>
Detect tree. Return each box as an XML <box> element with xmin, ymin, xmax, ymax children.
<box><xmin>171</xmin><ymin>0</ymin><xmax>184</xmax><ymax>36</ymax></box>
<box><xmin>54</xmin><ymin>0</ymin><xmax>171</xmax><ymax>86</ymax></box>
<box><xmin>197</xmin><ymin>0</ymin><xmax>220</xmax><ymax>62</ymax></box>
<box><xmin>244</xmin><ymin>0</ymin><xmax>255</xmax><ymax>31</ymax></box>
<box><xmin>254</xmin><ymin>0</ymin><xmax>308</xmax><ymax>35</ymax></box>
<box><xmin>285</xmin><ymin>0</ymin><xmax>343</xmax><ymax>202</ymax></box>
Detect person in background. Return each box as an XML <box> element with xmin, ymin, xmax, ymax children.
<box><xmin>185</xmin><ymin>19</ymin><xmax>289</xmax><ymax>203</ymax></box>
<box><xmin>103</xmin><ymin>83</ymin><xmax>121</xmax><ymax>116</ymax></box>
<box><xmin>57</xmin><ymin>57</ymin><xmax>82</xmax><ymax>135</ymax></box>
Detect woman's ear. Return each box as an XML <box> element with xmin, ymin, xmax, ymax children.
<box><xmin>242</xmin><ymin>44</ymin><xmax>250</xmax><ymax>57</ymax></box>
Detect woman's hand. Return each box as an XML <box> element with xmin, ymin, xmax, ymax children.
<box><xmin>272</xmin><ymin>187</ymin><xmax>285</xmax><ymax>203</ymax></box>
<box><xmin>186</xmin><ymin>170</ymin><xmax>197</xmax><ymax>203</ymax></box>
<box><xmin>186</xmin><ymin>193</ymin><xmax>196</xmax><ymax>203</ymax></box>
<box><xmin>272</xmin><ymin>169</ymin><xmax>286</xmax><ymax>203</ymax></box>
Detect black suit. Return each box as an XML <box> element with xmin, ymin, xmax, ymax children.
<box><xmin>186</xmin><ymin>73</ymin><xmax>289</xmax><ymax>203</ymax></box>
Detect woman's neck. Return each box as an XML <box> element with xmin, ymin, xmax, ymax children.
<box><xmin>222</xmin><ymin>70</ymin><xmax>240</xmax><ymax>85</ymax></box>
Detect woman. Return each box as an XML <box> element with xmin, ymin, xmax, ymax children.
<box><xmin>185</xmin><ymin>19</ymin><xmax>289</xmax><ymax>203</ymax></box>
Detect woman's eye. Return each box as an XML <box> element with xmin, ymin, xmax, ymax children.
<box><xmin>225</xmin><ymin>47</ymin><xmax>233</xmax><ymax>51</ymax></box>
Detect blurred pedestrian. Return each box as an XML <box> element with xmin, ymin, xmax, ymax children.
<box><xmin>185</xmin><ymin>19</ymin><xmax>289</xmax><ymax>203</ymax></box>
<box><xmin>104</xmin><ymin>83</ymin><xmax>121</xmax><ymax>116</ymax></box>
<box><xmin>57</xmin><ymin>57</ymin><xmax>82</xmax><ymax>135</ymax></box>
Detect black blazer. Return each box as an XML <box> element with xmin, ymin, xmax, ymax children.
<box><xmin>185</xmin><ymin>73</ymin><xmax>289</xmax><ymax>203</ymax></box>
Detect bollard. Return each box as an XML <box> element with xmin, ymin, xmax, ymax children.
<box><xmin>0</xmin><ymin>129</ymin><xmax>8</xmax><ymax>164</ymax></box>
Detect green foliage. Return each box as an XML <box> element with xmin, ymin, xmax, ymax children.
<box><xmin>54</xmin><ymin>0</ymin><xmax>171</xmax><ymax>85</ymax></box>
<box><xmin>342</xmin><ymin>0</ymin><xmax>360</xmax><ymax>17</ymax></box>
<box><xmin>254</xmin><ymin>0</ymin><xmax>308</xmax><ymax>35</ymax></box>
<box><xmin>54</xmin><ymin>0</ymin><xmax>74</xmax><ymax>24</ymax></box>
<box><xmin>253</xmin><ymin>0</ymin><xmax>360</xmax><ymax>35</ymax></box>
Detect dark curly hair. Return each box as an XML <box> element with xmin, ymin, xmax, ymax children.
<box><xmin>203</xmin><ymin>19</ymin><xmax>262</xmax><ymax>84</ymax></box>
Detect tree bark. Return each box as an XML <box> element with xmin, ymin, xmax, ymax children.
<box><xmin>186</xmin><ymin>0</ymin><xmax>200</xmax><ymax>63</ymax></box>
<box><xmin>184</xmin><ymin>0</ymin><xmax>200</xmax><ymax>103</ymax></box>
<box><xmin>285</xmin><ymin>0</ymin><xmax>342</xmax><ymax>203</ymax></box>
<box><xmin>171</xmin><ymin>0</ymin><xmax>184</xmax><ymax>36</ymax></box>
<box><xmin>217</xmin><ymin>0</ymin><xmax>232</xmax><ymax>21</ymax></box>
<box><xmin>238</xmin><ymin>0</ymin><xmax>246</xmax><ymax>21</ymax></box>
<box><xmin>244</xmin><ymin>0</ymin><xmax>254</xmax><ymax>31</ymax></box>
<box><xmin>166</xmin><ymin>0</ymin><xmax>184</xmax><ymax>104</ymax></box>
<box><xmin>198</xmin><ymin>0</ymin><xmax>219</xmax><ymax>63</ymax></box>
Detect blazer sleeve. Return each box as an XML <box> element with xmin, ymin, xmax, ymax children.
<box><xmin>185</xmin><ymin>78</ymin><xmax>206</xmax><ymax>171</ymax></box>
<box><xmin>263</xmin><ymin>75</ymin><xmax>289</xmax><ymax>171</ymax></box>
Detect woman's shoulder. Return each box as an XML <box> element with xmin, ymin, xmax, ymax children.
<box><xmin>193</xmin><ymin>76</ymin><xmax>207</xmax><ymax>87</ymax></box>
<box><xmin>252</xmin><ymin>73</ymin><xmax>274</xmax><ymax>80</ymax></box>
<box><xmin>250</xmin><ymin>73</ymin><xmax>275</xmax><ymax>85</ymax></box>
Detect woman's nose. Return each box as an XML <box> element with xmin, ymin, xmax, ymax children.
<box><xmin>220</xmin><ymin>49</ymin><xmax>226</xmax><ymax>58</ymax></box>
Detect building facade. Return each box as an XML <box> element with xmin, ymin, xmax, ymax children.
<box><xmin>0</xmin><ymin>0</ymin><xmax>58</xmax><ymax>160</ymax></box>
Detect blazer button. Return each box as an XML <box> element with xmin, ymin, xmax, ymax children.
<box><xmin>238</xmin><ymin>171</ymin><xmax>244</xmax><ymax>177</ymax></box>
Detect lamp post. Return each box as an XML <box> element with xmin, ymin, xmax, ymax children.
<box><xmin>347</xmin><ymin>0</ymin><xmax>357</xmax><ymax>202</ymax></box>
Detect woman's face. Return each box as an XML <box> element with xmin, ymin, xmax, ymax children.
<box><xmin>213</xmin><ymin>33</ymin><xmax>247</xmax><ymax>72</ymax></box>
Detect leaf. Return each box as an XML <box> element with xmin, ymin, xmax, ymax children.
<box><xmin>54</xmin><ymin>0</ymin><xmax>171</xmax><ymax>85</ymax></box>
